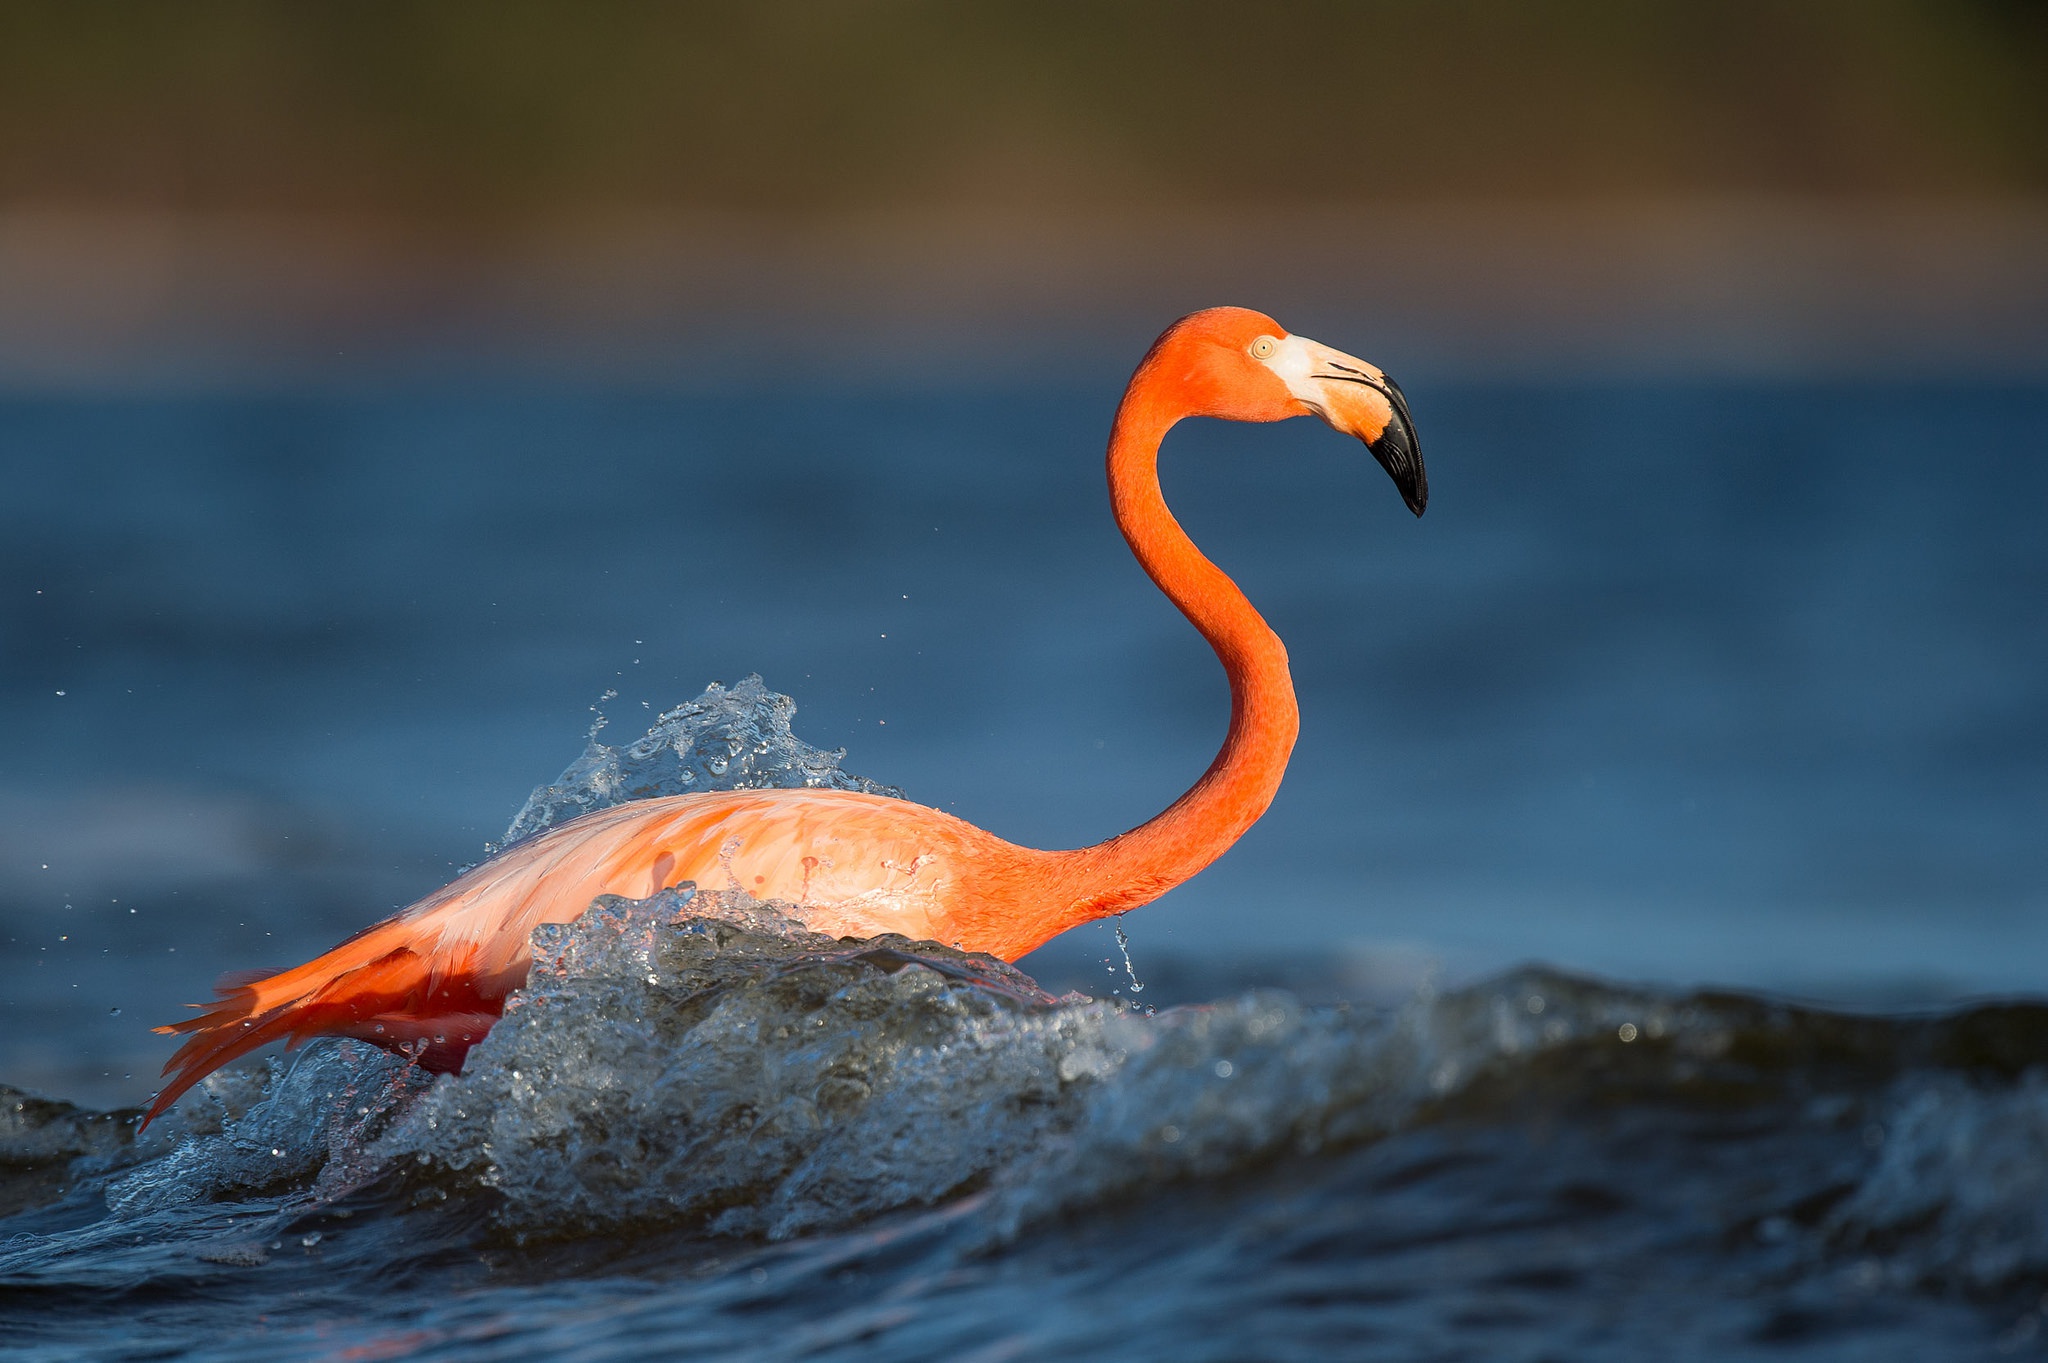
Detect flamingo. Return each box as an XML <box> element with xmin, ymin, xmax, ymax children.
<box><xmin>144</xmin><ymin>307</ymin><xmax>1425</xmax><ymax>1125</ymax></box>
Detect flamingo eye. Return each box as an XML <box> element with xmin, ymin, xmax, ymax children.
<box><xmin>1250</xmin><ymin>336</ymin><xmax>1277</xmax><ymax>360</ymax></box>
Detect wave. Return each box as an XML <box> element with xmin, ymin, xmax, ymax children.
<box><xmin>10</xmin><ymin>890</ymin><xmax>2048</xmax><ymax>1304</ymax></box>
<box><xmin>6</xmin><ymin>681</ymin><xmax>2048</xmax><ymax>1357</ymax></box>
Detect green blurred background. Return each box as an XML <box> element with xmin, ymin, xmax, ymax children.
<box><xmin>1</xmin><ymin>1</ymin><xmax>2043</xmax><ymax>385</ymax></box>
<box><xmin>3</xmin><ymin>1</ymin><xmax>2045</xmax><ymax>216</ymax></box>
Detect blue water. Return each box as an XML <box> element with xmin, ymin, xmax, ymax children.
<box><xmin>8</xmin><ymin>885</ymin><xmax>2048</xmax><ymax>1360</ymax></box>
<box><xmin>1</xmin><ymin>379</ymin><xmax>2045</xmax><ymax>1356</ymax></box>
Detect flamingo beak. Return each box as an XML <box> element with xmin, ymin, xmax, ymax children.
<box><xmin>1270</xmin><ymin>336</ymin><xmax>1428</xmax><ymax>517</ymax></box>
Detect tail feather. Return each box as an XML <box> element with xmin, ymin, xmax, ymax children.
<box><xmin>146</xmin><ymin>998</ymin><xmax>309</xmax><ymax>1125</ymax></box>
<box><xmin>144</xmin><ymin>914</ymin><xmax>501</xmax><ymax>1128</ymax></box>
<box><xmin>210</xmin><ymin>967</ymin><xmax>283</xmax><ymax>995</ymax></box>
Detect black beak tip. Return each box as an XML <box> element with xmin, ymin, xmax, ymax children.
<box><xmin>1365</xmin><ymin>374</ymin><xmax>1426</xmax><ymax>518</ymax></box>
<box><xmin>1367</xmin><ymin>425</ymin><xmax>1428</xmax><ymax>518</ymax></box>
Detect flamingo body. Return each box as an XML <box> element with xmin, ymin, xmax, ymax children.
<box><xmin>147</xmin><ymin>307</ymin><xmax>1426</xmax><ymax>1125</ymax></box>
<box><xmin>152</xmin><ymin>788</ymin><xmax>1066</xmax><ymax>1108</ymax></box>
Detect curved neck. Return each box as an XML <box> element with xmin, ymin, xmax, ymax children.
<box><xmin>1039</xmin><ymin>374</ymin><xmax>1300</xmax><ymax>934</ymax></box>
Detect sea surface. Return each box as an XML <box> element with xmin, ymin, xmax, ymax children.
<box><xmin>1</xmin><ymin>378</ymin><xmax>2045</xmax><ymax>1356</ymax></box>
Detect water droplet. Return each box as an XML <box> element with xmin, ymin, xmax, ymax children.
<box><xmin>1214</xmin><ymin>1060</ymin><xmax>1233</xmax><ymax>1078</ymax></box>
<box><xmin>1113</xmin><ymin>923</ymin><xmax>1145</xmax><ymax>994</ymax></box>
<box><xmin>107</xmin><ymin>1006</ymin><xmax>121</xmax><ymax>1016</ymax></box>
<box><xmin>1617</xmin><ymin>1022</ymin><xmax>1639</xmax><ymax>1043</ymax></box>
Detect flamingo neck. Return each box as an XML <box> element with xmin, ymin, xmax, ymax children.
<box><xmin>1038</xmin><ymin>376</ymin><xmax>1300</xmax><ymax>937</ymax></box>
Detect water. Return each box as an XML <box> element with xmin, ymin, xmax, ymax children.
<box><xmin>10</xmin><ymin>900</ymin><xmax>2048</xmax><ymax>1357</ymax></box>
<box><xmin>497</xmin><ymin>674</ymin><xmax>905</xmax><ymax>853</ymax></box>
<box><xmin>3</xmin><ymin>682</ymin><xmax>2047</xmax><ymax>1358</ymax></box>
<box><xmin>1</xmin><ymin>379</ymin><xmax>2045</xmax><ymax>1354</ymax></box>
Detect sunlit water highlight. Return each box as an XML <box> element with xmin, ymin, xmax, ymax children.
<box><xmin>5</xmin><ymin>685</ymin><xmax>2048</xmax><ymax>1359</ymax></box>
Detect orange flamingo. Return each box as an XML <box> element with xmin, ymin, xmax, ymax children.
<box><xmin>145</xmin><ymin>307</ymin><xmax>1425</xmax><ymax>1125</ymax></box>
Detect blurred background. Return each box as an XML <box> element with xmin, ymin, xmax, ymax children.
<box><xmin>2</xmin><ymin>1</ymin><xmax>2044</xmax><ymax>1106</ymax></box>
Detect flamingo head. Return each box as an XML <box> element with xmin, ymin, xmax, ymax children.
<box><xmin>1149</xmin><ymin>306</ymin><xmax>1427</xmax><ymax>517</ymax></box>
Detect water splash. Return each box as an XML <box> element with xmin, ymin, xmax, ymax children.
<box><xmin>19</xmin><ymin>890</ymin><xmax>1694</xmax><ymax>1249</ymax></box>
<box><xmin>500</xmin><ymin>675</ymin><xmax>904</xmax><ymax>849</ymax></box>
<box><xmin>105</xmin><ymin>1041</ymin><xmax>431</xmax><ymax>1217</ymax></box>
<box><xmin>381</xmin><ymin>889</ymin><xmax>1092</xmax><ymax>1240</ymax></box>
<box><xmin>50</xmin><ymin>896</ymin><xmax>1782</xmax><ymax>1250</ymax></box>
